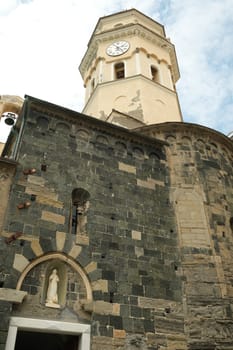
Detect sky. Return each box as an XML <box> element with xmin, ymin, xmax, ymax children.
<box><xmin>0</xmin><ymin>0</ymin><xmax>232</xmax><ymax>141</ymax></box>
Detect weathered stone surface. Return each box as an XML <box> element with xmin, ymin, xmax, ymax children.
<box><xmin>41</xmin><ymin>211</ymin><xmax>65</xmax><ymax>225</ymax></box>
<box><xmin>85</xmin><ymin>261</ymin><xmax>97</xmax><ymax>274</ymax></box>
<box><xmin>69</xmin><ymin>244</ymin><xmax>82</xmax><ymax>258</ymax></box>
<box><xmin>27</xmin><ymin>175</ymin><xmax>46</xmax><ymax>186</ymax></box>
<box><xmin>0</xmin><ymin>94</ymin><xmax>233</xmax><ymax>350</ymax></box>
<box><xmin>76</xmin><ymin>234</ymin><xmax>89</xmax><ymax>245</ymax></box>
<box><xmin>13</xmin><ymin>254</ymin><xmax>29</xmax><ymax>272</ymax></box>
<box><xmin>82</xmin><ymin>300</ymin><xmax>120</xmax><ymax>315</ymax></box>
<box><xmin>56</xmin><ymin>231</ymin><xmax>66</xmax><ymax>251</ymax></box>
<box><xmin>31</xmin><ymin>239</ymin><xmax>43</xmax><ymax>256</ymax></box>
<box><xmin>118</xmin><ymin>162</ymin><xmax>136</xmax><ymax>174</ymax></box>
<box><xmin>92</xmin><ymin>279</ymin><xmax>108</xmax><ymax>292</ymax></box>
<box><xmin>113</xmin><ymin>329</ymin><xmax>126</xmax><ymax>338</ymax></box>
<box><xmin>131</xmin><ymin>230</ymin><xmax>141</xmax><ymax>240</ymax></box>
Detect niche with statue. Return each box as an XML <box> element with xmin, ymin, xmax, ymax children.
<box><xmin>43</xmin><ymin>261</ymin><xmax>67</xmax><ymax>308</ymax></box>
<box><xmin>15</xmin><ymin>256</ymin><xmax>90</xmax><ymax>318</ymax></box>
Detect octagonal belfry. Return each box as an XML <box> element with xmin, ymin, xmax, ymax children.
<box><xmin>79</xmin><ymin>8</ymin><xmax>182</xmax><ymax>127</ymax></box>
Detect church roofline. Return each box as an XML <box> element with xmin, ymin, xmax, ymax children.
<box><xmin>134</xmin><ymin>122</ymin><xmax>233</xmax><ymax>150</ymax></box>
<box><xmin>106</xmin><ymin>108</ymin><xmax>145</xmax><ymax>125</ymax></box>
<box><xmin>87</xmin><ymin>8</ymin><xmax>166</xmax><ymax>48</ymax></box>
<box><xmin>23</xmin><ymin>95</ymin><xmax>168</xmax><ymax>148</ymax></box>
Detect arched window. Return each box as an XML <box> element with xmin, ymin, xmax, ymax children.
<box><xmin>115</xmin><ymin>62</ymin><xmax>125</xmax><ymax>79</ymax></box>
<box><xmin>71</xmin><ymin>188</ymin><xmax>90</xmax><ymax>235</ymax></box>
<box><xmin>151</xmin><ymin>65</ymin><xmax>159</xmax><ymax>83</ymax></box>
<box><xmin>230</xmin><ymin>217</ymin><xmax>233</xmax><ymax>234</ymax></box>
<box><xmin>91</xmin><ymin>78</ymin><xmax>95</xmax><ymax>91</ymax></box>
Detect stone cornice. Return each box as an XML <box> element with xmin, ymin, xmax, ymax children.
<box><xmin>88</xmin><ymin>8</ymin><xmax>165</xmax><ymax>45</ymax></box>
<box><xmin>134</xmin><ymin>122</ymin><xmax>233</xmax><ymax>151</ymax></box>
<box><xmin>24</xmin><ymin>95</ymin><xmax>167</xmax><ymax>149</ymax></box>
<box><xmin>83</xmin><ymin>74</ymin><xmax>177</xmax><ymax>109</ymax></box>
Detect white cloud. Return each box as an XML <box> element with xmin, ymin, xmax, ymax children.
<box><xmin>0</xmin><ymin>0</ymin><xmax>232</xmax><ymax>141</ymax></box>
<box><xmin>164</xmin><ymin>0</ymin><xmax>233</xmax><ymax>134</ymax></box>
<box><xmin>0</xmin><ymin>0</ymin><xmax>18</xmax><ymax>16</ymax></box>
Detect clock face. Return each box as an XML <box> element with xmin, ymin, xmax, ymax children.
<box><xmin>106</xmin><ymin>41</ymin><xmax>130</xmax><ymax>56</ymax></box>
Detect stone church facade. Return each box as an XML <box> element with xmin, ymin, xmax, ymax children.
<box><xmin>0</xmin><ymin>8</ymin><xmax>233</xmax><ymax>350</ymax></box>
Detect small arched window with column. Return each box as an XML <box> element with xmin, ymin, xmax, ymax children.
<box><xmin>151</xmin><ymin>65</ymin><xmax>159</xmax><ymax>83</ymax></box>
<box><xmin>91</xmin><ymin>78</ymin><xmax>95</xmax><ymax>92</ymax></box>
<box><xmin>71</xmin><ymin>188</ymin><xmax>90</xmax><ymax>236</ymax></box>
<box><xmin>230</xmin><ymin>217</ymin><xmax>233</xmax><ymax>235</ymax></box>
<box><xmin>114</xmin><ymin>62</ymin><xmax>125</xmax><ymax>79</ymax></box>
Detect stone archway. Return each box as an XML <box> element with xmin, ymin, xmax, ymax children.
<box><xmin>16</xmin><ymin>252</ymin><xmax>93</xmax><ymax>301</ymax></box>
<box><xmin>5</xmin><ymin>253</ymin><xmax>93</xmax><ymax>350</ymax></box>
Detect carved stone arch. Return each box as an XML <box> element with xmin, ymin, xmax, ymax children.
<box><xmin>56</xmin><ymin>121</ymin><xmax>71</xmax><ymax>133</ymax></box>
<box><xmin>114</xmin><ymin>95</ymin><xmax>128</xmax><ymax>112</ymax></box>
<box><xmin>96</xmin><ymin>134</ymin><xmax>109</xmax><ymax>145</ymax></box>
<box><xmin>196</xmin><ymin>138</ymin><xmax>206</xmax><ymax>156</ymax></box>
<box><xmin>166</xmin><ymin>135</ymin><xmax>176</xmax><ymax>143</ymax></box>
<box><xmin>16</xmin><ymin>252</ymin><xmax>93</xmax><ymax>301</ymax></box>
<box><xmin>36</xmin><ymin>116</ymin><xmax>49</xmax><ymax>130</ymax></box>
<box><xmin>72</xmin><ymin>188</ymin><xmax>90</xmax><ymax>209</ymax></box>
<box><xmin>115</xmin><ymin>141</ymin><xmax>127</xmax><ymax>157</ymax></box>
<box><xmin>209</xmin><ymin>142</ymin><xmax>218</xmax><ymax>159</ymax></box>
<box><xmin>138</xmin><ymin>47</ymin><xmax>148</xmax><ymax>55</ymax></box>
<box><xmin>165</xmin><ymin>135</ymin><xmax>176</xmax><ymax>154</ymax></box>
<box><xmin>149</xmin><ymin>152</ymin><xmax>160</xmax><ymax>162</ymax></box>
<box><xmin>133</xmin><ymin>146</ymin><xmax>144</xmax><ymax>160</ymax></box>
<box><xmin>76</xmin><ymin>128</ymin><xmax>90</xmax><ymax>140</ymax></box>
<box><xmin>181</xmin><ymin>136</ymin><xmax>192</xmax><ymax>145</ymax></box>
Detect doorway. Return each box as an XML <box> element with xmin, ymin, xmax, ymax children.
<box><xmin>15</xmin><ymin>330</ymin><xmax>79</xmax><ymax>350</ymax></box>
<box><xmin>5</xmin><ymin>317</ymin><xmax>91</xmax><ymax>350</ymax></box>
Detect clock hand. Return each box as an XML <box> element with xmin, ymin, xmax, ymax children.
<box><xmin>114</xmin><ymin>44</ymin><xmax>123</xmax><ymax>52</ymax></box>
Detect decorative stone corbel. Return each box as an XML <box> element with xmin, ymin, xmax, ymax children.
<box><xmin>0</xmin><ymin>288</ymin><xmax>27</xmax><ymax>303</ymax></box>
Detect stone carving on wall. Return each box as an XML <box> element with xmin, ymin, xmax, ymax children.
<box><xmin>45</xmin><ymin>269</ymin><xmax>60</xmax><ymax>308</ymax></box>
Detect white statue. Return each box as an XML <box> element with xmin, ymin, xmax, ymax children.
<box><xmin>45</xmin><ymin>269</ymin><xmax>60</xmax><ymax>308</ymax></box>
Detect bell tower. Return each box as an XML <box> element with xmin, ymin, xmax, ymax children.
<box><xmin>79</xmin><ymin>8</ymin><xmax>182</xmax><ymax>128</ymax></box>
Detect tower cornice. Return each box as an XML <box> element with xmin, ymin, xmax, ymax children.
<box><xmin>79</xmin><ymin>23</ymin><xmax>179</xmax><ymax>82</ymax></box>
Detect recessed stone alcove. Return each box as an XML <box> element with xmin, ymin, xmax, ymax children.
<box><xmin>42</xmin><ymin>259</ymin><xmax>68</xmax><ymax>308</ymax></box>
<box><xmin>14</xmin><ymin>254</ymin><xmax>92</xmax><ymax>319</ymax></box>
